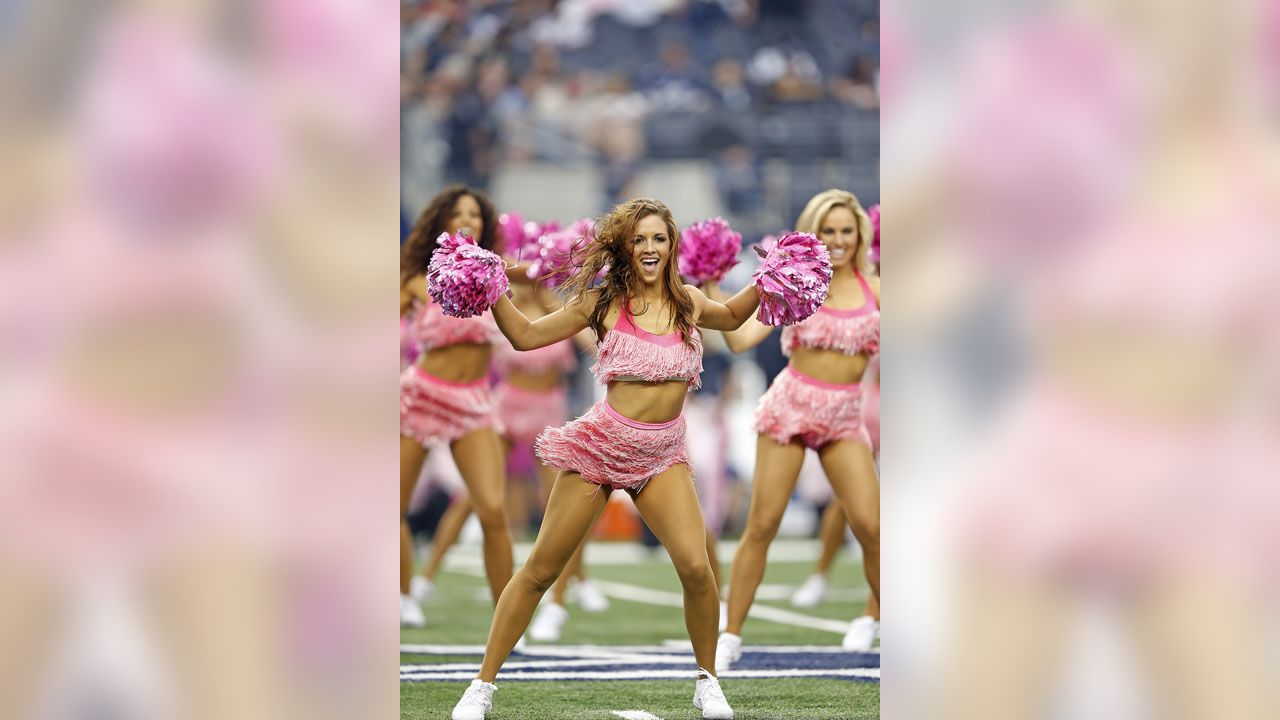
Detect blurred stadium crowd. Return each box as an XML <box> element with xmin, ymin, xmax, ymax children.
<box><xmin>401</xmin><ymin>0</ymin><xmax>879</xmax><ymax>240</ymax></box>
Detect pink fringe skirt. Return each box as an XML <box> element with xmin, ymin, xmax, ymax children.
<box><xmin>535</xmin><ymin>401</ymin><xmax>689</xmax><ymax>493</ymax></box>
<box><xmin>496</xmin><ymin>383</ymin><xmax>568</xmax><ymax>444</ymax></box>
<box><xmin>755</xmin><ymin>367</ymin><xmax>871</xmax><ymax>450</ymax></box>
<box><xmin>400</xmin><ymin>366</ymin><xmax>501</xmax><ymax>446</ymax></box>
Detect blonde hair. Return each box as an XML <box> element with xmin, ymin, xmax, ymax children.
<box><xmin>795</xmin><ymin>189</ymin><xmax>874</xmax><ymax>276</ymax></box>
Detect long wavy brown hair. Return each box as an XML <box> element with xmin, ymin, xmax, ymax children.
<box><xmin>563</xmin><ymin>198</ymin><xmax>698</xmax><ymax>346</ymax></box>
<box><xmin>400</xmin><ymin>185</ymin><xmax>498</xmax><ymax>286</ymax></box>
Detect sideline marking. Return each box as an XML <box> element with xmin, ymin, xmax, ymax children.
<box><xmin>611</xmin><ymin>712</ymin><xmax>663</xmax><ymax>720</ymax></box>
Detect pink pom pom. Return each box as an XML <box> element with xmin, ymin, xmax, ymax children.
<box><xmin>527</xmin><ymin>218</ymin><xmax>594</xmax><ymax>288</ymax></box>
<box><xmin>500</xmin><ymin>212</ymin><xmax>565</xmax><ymax>265</ymax></box>
<box><xmin>498</xmin><ymin>211</ymin><xmax>526</xmax><ymax>257</ymax></box>
<box><xmin>751</xmin><ymin>231</ymin><xmax>832</xmax><ymax>326</ymax></box>
<box><xmin>867</xmin><ymin>204</ymin><xmax>880</xmax><ymax>265</ymax></box>
<box><xmin>427</xmin><ymin>232</ymin><xmax>510</xmax><ymax>318</ymax></box>
<box><xmin>400</xmin><ymin>314</ymin><xmax>421</xmax><ymax>365</ymax></box>
<box><xmin>678</xmin><ymin>217</ymin><xmax>741</xmax><ymax>284</ymax></box>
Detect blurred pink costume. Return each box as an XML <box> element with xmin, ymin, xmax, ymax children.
<box><xmin>966</xmin><ymin>202</ymin><xmax>1277</xmax><ymax>580</ymax></box>
<box><xmin>755</xmin><ymin>272</ymin><xmax>879</xmax><ymax>449</ymax></box>
<box><xmin>536</xmin><ymin>301</ymin><xmax>703</xmax><ymax>493</ymax></box>
<box><xmin>399</xmin><ymin>301</ymin><xmax>503</xmax><ymax>446</ymax></box>
<box><xmin>493</xmin><ymin>340</ymin><xmax>578</xmax><ymax>444</ymax></box>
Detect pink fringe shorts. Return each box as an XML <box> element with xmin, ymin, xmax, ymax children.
<box><xmin>755</xmin><ymin>367</ymin><xmax>872</xmax><ymax>450</ymax></box>
<box><xmin>535</xmin><ymin>401</ymin><xmax>689</xmax><ymax>494</ymax></box>
<box><xmin>496</xmin><ymin>383</ymin><xmax>568</xmax><ymax>444</ymax></box>
<box><xmin>863</xmin><ymin>382</ymin><xmax>880</xmax><ymax>453</ymax></box>
<box><xmin>400</xmin><ymin>366</ymin><xmax>501</xmax><ymax>446</ymax></box>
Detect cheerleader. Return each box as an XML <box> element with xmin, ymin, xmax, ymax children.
<box><xmin>449</xmin><ymin>198</ymin><xmax>768</xmax><ymax>720</ymax></box>
<box><xmin>412</xmin><ymin>282</ymin><xmax>609</xmax><ymax>638</ymax></box>
<box><xmin>399</xmin><ymin>185</ymin><xmax>513</xmax><ymax>627</ymax></box>
<box><xmin>790</xmin><ymin>354</ymin><xmax>881</xmax><ymax>650</ymax></box>
<box><xmin>705</xmin><ymin>189</ymin><xmax>880</xmax><ymax>669</ymax></box>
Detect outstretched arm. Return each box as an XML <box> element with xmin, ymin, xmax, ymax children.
<box><xmin>687</xmin><ymin>284</ymin><xmax>760</xmax><ymax>331</ymax></box>
<box><xmin>491</xmin><ymin>291</ymin><xmax>592</xmax><ymax>350</ymax></box>
<box><xmin>699</xmin><ymin>282</ymin><xmax>775</xmax><ymax>353</ymax></box>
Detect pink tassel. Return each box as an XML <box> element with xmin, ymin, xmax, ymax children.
<box><xmin>535</xmin><ymin>403</ymin><xmax>689</xmax><ymax>491</ymax></box>
<box><xmin>427</xmin><ymin>232</ymin><xmax>510</xmax><ymax>318</ymax></box>
<box><xmin>751</xmin><ymin>231</ymin><xmax>833</xmax><ymax>326</ymax></box>
<box><xmin>592</xmin><ymin>331</ymin><xmax>703</xmax><ymax>389</ymax></box>
<box><xmin>782</xmin><ymin>313</ymin><xmax>878</xmax><ymax>357</ymax></box>
<box><xmin>678</xmin><ymin>217</ymin><xmax>741</xmax><ymax>284</ymax></box>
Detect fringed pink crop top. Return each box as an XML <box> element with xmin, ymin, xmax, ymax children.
<box><xmin>781</xmin><ymin>273</ymin><xmax>879</xmax><ymax>357</ymax></box>
<box><xmin>411</xmin><ymin>300</ymin><xmax>502</xmax><ymax>352</ymax></box>
<box><xmin>592</xmin><ymin>300</ymin><xmax>703</xmax><ymax>389</ymax></box>
<box><xmin>494</xmin><ymin>338</ymin><xmax>578</xmax><ymax>375</ymax></box>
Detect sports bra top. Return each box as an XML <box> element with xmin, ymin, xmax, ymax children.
<box><xmin>781</xmin><ymin>273</ymin><xmax>879</xmax><ymax>357</ymax></box>
<box><xmin>591</xmin><ymin>299</ymin><xmax>703</xmax><ymax>389</ymax></box>
<box><xmin>411</xmin><ymin>300</ymin><xmax>502</xmax><ymax>352</ymax></box>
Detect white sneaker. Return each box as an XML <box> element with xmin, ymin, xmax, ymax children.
<box><xmin>528</xmin><ymin>602</ymin><xmax>569</xmax><ymax>642</ymax></box>
<box><xmin>842</xmin><ymin>615</ymin><xmax>879</xmax><ymax>651</ymax></box>
<box><xmin>573</xmin><ymin>579</ymin><xmax>610</xmax><ymax>612</ymax></box>
<box><xmin>693</xmin><ymin>669</ymin><xmax>734</xmax><ymax>719</ymax></box>
<box><xmin>718</xmin><ymin>601</ymin><xmax>728</xmax><ymax>633</ymax></box>
<box><xmin>451</xmin><ymin>678</ymin><xmax>496</xmax><ymax>720</ymax></box>
<box><xmin>714</xmin><ymin>632</ymin><xmax>742</xmax><ymax>674</ymax></box>
<box><xmin>410</xmin><ymin>576</ymin><xmax>434</xmax><ymax>603</ymax></box>
<box><xmin>400</xmin><ymin>594</ymin><xmax>425</xmax><ymax>628</ymax></box>
<box><xmin>790</xmin><ymin>574</ymin><xmax>829</xmax><ymax>608</ymax></box>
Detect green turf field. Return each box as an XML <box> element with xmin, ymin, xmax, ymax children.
<box><xmin>402</xmin><ymin>539</ymin><xmax>878</xmax><ymax>719</ymax></box>
<box><xmin>401</xmin><ymin>679</ymin><xmax>880</xmax><ymax>719</ymax></box>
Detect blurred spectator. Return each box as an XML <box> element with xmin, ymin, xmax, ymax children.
<box><xmin>747</xmin><ymin>45</ymin><xmax>824</xmax><ymax>104</ymax></box>
<box><xmin>832</xmin><ymin>55</ymin><xmax>879</xmax><ymax>109</ymax></box>
<box><xmin>640</xmin><ymin>43</ymin><xmax>715</xmax><ymax>112</ymax></box>
<box><xmin>832</xmin><ymin>19</ymin><xmax>880</xmax><ymax>109</ymax></box>
<box><xmin>715</xmin><ymin>144</ymin><xmax>764</xmax><ymax>217</ymax></box>
<box><xmin>584</xmin><ymin>73</ymin><xmax>647</xmax><ymax>205</ymax></box>
<box><xmin>750</xmin><ymin>0</ymin><xmax>814</xmax><ymax>47</ymax></box>
<box><xmin>711</xmin><ymin>59</ymin><xmax>753</xmax><ymax>113</ymax></box>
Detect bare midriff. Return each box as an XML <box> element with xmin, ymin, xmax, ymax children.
<box><xmin>605</xmin><ymin>379</ymin><xmax>689</xmax><ymax>424</ymax></box>
<box><xmin>417</xmin><ymin>343</ymin><xmax>492</xmax><ymax>383</ymax></box>
<box><xmin>504</xmin><ymin>366</ymin><xmax>564</xmax><ymax>392</ymax></box>
<box><xmin>789</xmin><ymin>346</ymin><xmax>871</xmax><ymax>386</ymax></box>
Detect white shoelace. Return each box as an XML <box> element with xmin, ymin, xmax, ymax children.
<box><xmin>461</xmin><ymin>682</ymin><xmax>493</xmax><ymax>705</ymax></box>
<box><xmin>697</xmin><ymin>669</ymin><xmax>727</xmax><ymax>703</ymax></box>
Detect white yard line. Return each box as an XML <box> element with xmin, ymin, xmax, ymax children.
<box><xmin>400</xmin><ymin>655</ymin><xmax>693</xmax><ymax>673</ymax></box>
<box><xmin>611</xmin><ymin>712</ymin><xmax>664</xmax><ymax>720</ymax></box>
<box><xmin>401</xmin><ymin>668</ymin><xmax>881</xmax><ymax>681</ymax></box>
<box><xmin>754</xmin><ymin>584</ymin><xmax>868</xmax><ymax>602</ymax></box>
<box><xmin>436</xmin><ymin>567</ymin><xmax>853</xmax><ymax>634</ymax></box>
<box><xmin>588</xmin><ymin>579</ymin><xmax>851</xmax><ymax>634</ymax></box>
<box><xmin>658</xmin><ymin>639</ymin><xmax>879</xmax><ymax>655</ymax></box>
<box><xmin>439</xmin><ymin>539</ymin><xmax>861</xmax><ymax>569</ymax></box>
<box><xmin>402</xmin><ymin>642</ymin><xmax>878</xmax><ymax>656</ymax></box>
